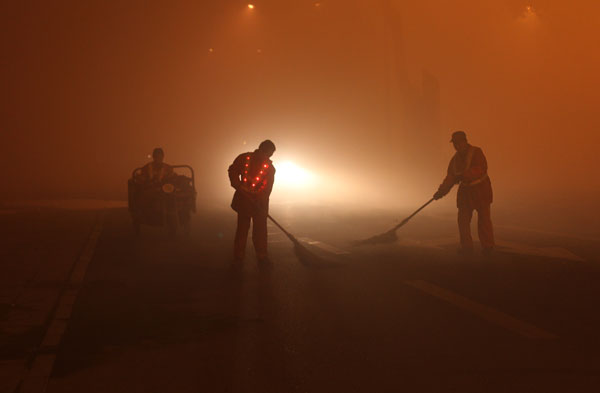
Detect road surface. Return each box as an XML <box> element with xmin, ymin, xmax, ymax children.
<box><xmin>1</xmin><ymin>203</ymin><xmax>600</xmax><ymax>392</ymax></box>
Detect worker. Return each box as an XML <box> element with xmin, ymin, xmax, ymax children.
<box><xmin>228</xmin><ymin>140</ymin><xmax>276</xmax><ymax>264</ymax></box>
<box><xmin>141</xmin><ymin>147</ymin><xmax>173</xmax><ymax>185</ymax></box>
<box><xmin>433</xmin><ymin>131</ymin><xmax>494</xmax><ymax>255</ymax></box>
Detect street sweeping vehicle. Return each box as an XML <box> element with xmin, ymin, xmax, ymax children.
<box><xmin>128</xmin><ymin>165</ymin><xmax>196</xmax><ymax>236</ymax></box>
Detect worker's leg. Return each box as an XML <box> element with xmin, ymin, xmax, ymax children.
<box><xmin>234</xmin><ymin>213</ymin><xmax>251</xmax><ymax>260</ymax></box>
<box><xmin>477</xmin><ymin>204</ymin><xmax>495</xmax><ymax>250</ymax></box>
<box><xmin>457</xmin><ymin>207</ymin><xmax>474</xmax><ymax>251</ymax></box>
<box><xmin>252</xmin><ymin>211</ymin><xmax>268</xmax><ymax>260</ymax></box>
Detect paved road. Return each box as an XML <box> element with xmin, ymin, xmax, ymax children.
<box><xmin>2</xmin><ymin>204</ymin><xmax>600</xmax><ymax>392</ymax></box>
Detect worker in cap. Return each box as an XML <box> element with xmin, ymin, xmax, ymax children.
<box><xmin>141</xmin><ymin>147</ymin><xmax>173</xmax><ymax>185</ymax></box>
<box><xmin>433</xmin><ymin>131</ymin><xmax>495</xmax><ymax>255</ymax></box>
<box><xmin>228</xmin><ymin>140</ymin><xmax>277</xmax><ymax>264</ymax></box>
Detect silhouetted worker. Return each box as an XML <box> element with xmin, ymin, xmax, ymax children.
<box><xmin>141</xmin><ymin>148</ymin><xmax>173</xmax><ymax>185</ymax></box>
<box><xmin>228</xmin><ymin>140</ymin><xmax>277</xmax><ymax>263</ymax></box>
<box><xmin>433</xmin><ymin>131</ymin><xmax>494</xmax><ymax>255</ymax></box>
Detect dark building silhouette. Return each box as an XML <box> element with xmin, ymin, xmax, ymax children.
<box><xmin>382</xmin><ymin>0</ymin><xmax>443</xmax><ymax>186</ymax></box>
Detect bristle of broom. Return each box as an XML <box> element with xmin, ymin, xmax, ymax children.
<box><xmin>352</xmin><ymin>230</ymin><xmax>398</xmax><ymax>246</ymax></box>
<box><xmin>287</xmin><ymin>236</ymin><xmax>323</xmax><ymax>266</ymax></box>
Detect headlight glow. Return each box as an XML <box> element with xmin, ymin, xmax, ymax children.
<box><xmin>275</xmin><ymin>161</ymin><xmax>316</xmax><ymax>189</ymax></box>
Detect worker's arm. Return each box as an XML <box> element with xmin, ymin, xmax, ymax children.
<box><xmin>462</xmin><ymin>147</ymin><xmax>487</xmax><ymax>182</ymax></box>
<box><xmin>434</xmin><ymin>158</ymin><xmax>458</xmax><ymax>199</ymax></box>
<box><xmin>228</xmin><ymin>154</ymin><xmax>244</xmax><ymax>190</ymax></box>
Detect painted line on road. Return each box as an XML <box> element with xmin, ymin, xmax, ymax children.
<box><xmin>405</xmin><ymin>280</ymin><xmax>558</xmax><ymax>340</ymax></box>
<box><xmin>395</xmin><ymin>237</ymin><xmax>585</xmax><ymax>262</ymax></box>
<box><xmin>495</xmin><ymin>240</ymin><xmax>585</xmax><ymax>262</ymax></box>
<box><xmin>18</xmin><ymin>212</ymin><xmax>105</xmax><ymax>393</ymax></box>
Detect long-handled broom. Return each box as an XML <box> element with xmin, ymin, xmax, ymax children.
<box><xmin>239</xmin><ymin>190</ymin><xmax>322</xmax><ymax>265</ymax></box>
<box><xmin>353</xmin><ymin>198</ymin><xmax>435</xmax><ymax>246</ymax></box>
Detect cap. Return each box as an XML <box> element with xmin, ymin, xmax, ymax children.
<box><xmin>450</xmin><ymin>131</ymin><xmax>467</xmax><ymax>143</ymax></box>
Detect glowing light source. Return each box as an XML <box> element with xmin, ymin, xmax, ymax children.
<box><xmin>524</xmin><ymin>5</ymin><xmax>536</xmax><ymax>17</ymax></box>
<box><xmin>247</xmin><ymin>4</ymin><xmax>254</xmax><ymax>9</ymax></box>
<box><xmin>275</xmin><ymin>161</ymin><xmax>316</xmax><ymax>189</ymax></box>
<box><xmin>518</xmin><ymin>4</ymin><xmax>540</xmax><ymax>27</ymax></box>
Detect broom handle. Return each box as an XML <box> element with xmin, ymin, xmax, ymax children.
<box><xmin>237</xmin><ymin>188</ymin><xmax>296</xmax><ymax>240</ymax></box>
<box><xmin>267</xmin><ymin>214</ymin><xmax>294</xmax><ymax>239</ymax></box>
<box><xmin>392</xmin><ymin>198</ymin><xmax>435</xmax><ymax>231</ymax></box>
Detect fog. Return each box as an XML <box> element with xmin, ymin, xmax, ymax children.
<box><xmin>2</xmin><ymin>0</ymin><xmax>599</xmax><ymax>237</ymax></box>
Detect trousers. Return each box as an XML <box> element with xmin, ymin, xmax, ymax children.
<box><xmin>457</xmin><ymin>204</ymin><xmax>495</xmax><ymax>250</ymax></box>
<box><xmin>234</xmin><ymin>211</ymin><xmax>268</xmax><ymax>260</ymax></box>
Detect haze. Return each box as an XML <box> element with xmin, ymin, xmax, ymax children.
<box><xmin>3</xmin><ymin>0</ymin><xmax>599</xmax><ymax>237</ymax></box>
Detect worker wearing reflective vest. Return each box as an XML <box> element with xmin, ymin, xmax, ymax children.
<box><xmin>228</xmin><ymin>140</ymin><xmax>276</xmax><ymax>262</ymax></box>
<box><xmin>434</xmin><ymin>131</ymin><xmax>494</xmax><ymax>255</ymax></box>
<box><xmin>141</xmin><ymin>147</ymin><xmax>173</xmax><ymax>185</ymax></box>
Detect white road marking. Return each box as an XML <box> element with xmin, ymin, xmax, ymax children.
<box><xmin>398</xmin><ymin>237</ymin><xmax>585</xmax><ymax>262</ymax></box>
<box><xmin>405</xmin><ymin>280</ymin><xmax>558</xmax><ymax>340</ymax></box>
<box><xmin>27</xmin><ymin>355</ymin><xmax>55</xmax><ymax>377</ymax></box>
<box><xmin>427</xmin><ymin>212</ymin><xmax>600</xmax><ymax>243</ymax></box>
<box><xmin>19</xmin><ymin>212</ymin><xmax>105</xmax><ymax>392</ymax></box>
<box><xmin>496</xmin><ymin>240</ymin><xmax>585</xmax><ymax>262</ymax></box>
<box><xmin>298</xmin><ymin>237</ymin><xmax>350</xmax><ymax>255</ymax></box>
<box><xmin>41</xmin><ymin>320</ymin><xmax>68</xmax><ymax>347</ymax></box>
<box><xmin>497</xmin><ymin>223</ymin><xmax>600</xmax><ymax>243</ymax></box>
